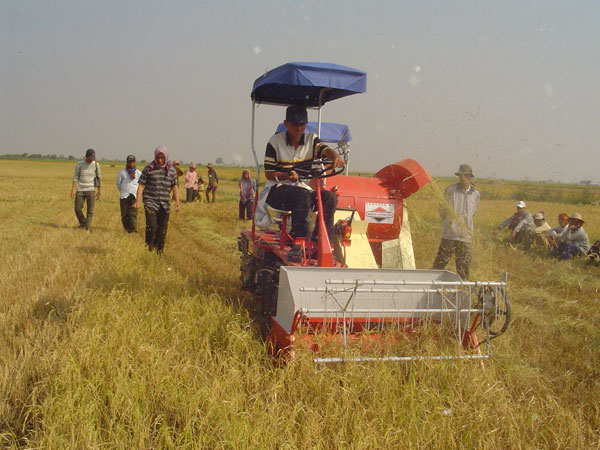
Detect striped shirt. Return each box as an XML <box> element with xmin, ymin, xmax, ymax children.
<box><xmin>139</xmin><ymin>164</ymin><xmax>177</xmax><ymax>212</ymax></box>
<box><xmin>264</xmin><ymin>132</ymin><xmax>331</xmax><ymax>182</ymax></box>
<box><xmin>73</xmin><ymin>160</ymin><xmax>101</xmax><ymax>192</ymax></box>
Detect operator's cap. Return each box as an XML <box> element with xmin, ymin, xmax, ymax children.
<box><xmin>85</xmin><ymin>149</ymin><xmax>96</xmax><ymax>160</ymax></box>
<box><xmin>455</xmin><ymin>164</ymin><xmax>474</xmax><ymax>177</ymax></box>
<box><xmin>516</xmin><ymin>201</ymin><xmax>526</xmax><ymax>209</ymax></box>
<box><xmin>126</xmin><ymin>154</ymin><xmax>136</xmax><ymax>162</ymax></box>
<box><xmin>285</xmin><ymin>105</ymin><xmax>308</xmax><ymax>124</ymax></box>
<box><xmin>570</xmin><ymin>212</ymin><xmax>584</xmax><ymax>223</ymax></box>
<box><xmin>533</xmin><ymin>212</ymin><xmax>544</xmax><ymax>220</ymax></box>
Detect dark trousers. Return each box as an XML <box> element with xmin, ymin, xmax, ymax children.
<box><xmin>552</xmin><ymin>241</ymin><xmax>582</xmax><ymax>260</ymax></box>
<box><xmin>266</xmin><ymin>185</ymin><xmax>337</xmax><ymax>239</ymax></box>
<box><xmin>186</xmin><ymin>188</ymin><xmax>197</xmax><ymax>203</ymax></box>
<box><xmin>119</xmin><ymin>194</ymin><xmax>137</xmax><ymax>233</ymax></box>
<box><xmin>74</xmin><ymin>191</ymin><xmax>95</xmax><ymax>230</ymax></box>
<box><xmin>239</xmin><ymin>199</ymin><xmax>254</xmax><ymax>220</ymax></box>
<box><xmin>432</xmin><ymin>238</ymin><xmax>472</xmax><ymax>280</ymax></box>
<box><xmin>144</xmin><ymin>206</ymin><xmax>170</xmax><ymax>253</ymax></box>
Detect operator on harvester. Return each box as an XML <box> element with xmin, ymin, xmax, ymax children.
<box><xmin>259</xmin><ymin>105</ymin><xmax>345</xmax><ymax>245</ymax></box>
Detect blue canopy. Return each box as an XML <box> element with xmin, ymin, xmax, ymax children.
<box><xmin>251</xmin><ymin>62</ymin><xmax>366</xmax><ymax>107</ymax></box>
<box><xmin>275</xmin><ymin>122</ymin><xmax>351</xmax><ymax>143</ymax></box>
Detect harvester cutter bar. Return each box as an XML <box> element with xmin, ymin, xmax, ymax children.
<box><xmin>313</xmin><ymin>354</ymin><xmax>489</xmax><ymax>364</ymax></box>
<box><xmin>324</xmin><ymin>279</ymin><xmax>506</xmax><ymax>287</ymax></box>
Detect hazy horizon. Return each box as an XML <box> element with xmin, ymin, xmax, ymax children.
<box><xmin>2</xmin><ymin>1</ymin><xmax>598</xmax><ymax>183</ymax></box>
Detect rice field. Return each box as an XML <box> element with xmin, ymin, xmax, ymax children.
<box><xmin>0</xmin><ymin>159</ymin><xmax>598</xmax><ymax>448</ymax></box>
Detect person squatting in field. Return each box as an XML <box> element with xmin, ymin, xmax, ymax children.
<box><xmin>71</xmin><ymin>148</ymin><xmax>101</xmax><ymax>232</ymax></box>
<box><xmin>494</xmin><ymin>200</ymin><xmax>534</xmax><ymax>247</ymax></box>
<box><xmin>545</xmin><ymin>212</ymin><xmax>569</xmax><ymax>248</ymax></box>
<box><xmin>206</xmin><ymin>163</ymin><xmax>219</xmax><ymax>203</ymax></box>
<box><xmin>135</xmin><ymin>146</ymin><xmax>180</xmax><ymax>254</ymax></box>
<box><xmin>432</xmin><ymin>164</ymin><xmax>480</xmax><ymax>280</ymax></box>
<box><xmin>116</xmin><ymin>155</ymin><xmax>141</xmax><ymax>233</ymax></box>
<box><xmin>257</xmin><ymin>105</ymin><xmax>345</xmax><ymax>242</ymax></box>
<box><xmin>552</xmin><ymin>213</ymin><xmax>590</xmax><ymax>260</ymax></box>
<box><xmin>531</xmin><ymin>211</ymin><xmax>552</xmax><ymax>248</ymax></box>
<box><xmin>184</xmin><ymin>162</ymin><xmax>199</xmax><ymax>203</ymax></box>
<box><xmin>239</xmin><ymin>169</ymin><xmax>256</xmax><ymax>220</ymax></box>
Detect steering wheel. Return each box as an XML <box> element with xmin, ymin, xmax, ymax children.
<box><xmin>292</xmin><ymin>159</ymin><xmax>345</xmax><ymax>180</ymax></box>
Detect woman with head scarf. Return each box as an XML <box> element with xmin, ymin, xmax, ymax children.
<box><xmin>184</xmin><ymin>162</ymin><xmax>198</xmax><ymax>203</ymax></box>
<box><xmin>135</xmin><ymin>145</ymin><xmax>180</xmax><ymax>254</ymax></box>
<box><xmin>239</xmin><ymin>169</ymin><xmax>256</xmax><ymax>220</ymax></box>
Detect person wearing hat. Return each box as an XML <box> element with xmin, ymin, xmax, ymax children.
<box><xmin>206</xmin><ymin>163</ymin><xmax>219</xmax><ymax>203</ymax></box>
<box><xmin>432</xmin><ymin>164</ymin><xmax>480</xmax><ymax>279</ymax></box>
<box><xmin>71</xmin><ymin>148</ymin><xmax>101</xmax><ymax>231</ymax></box>
<box><xmin>494</xmin><ymin>200</ymin><xmax>535</xmax><ymax>246</ymax></box>
<box><xmin>532</xmin><ymin>211</ymin><xmax>551</xmax><ymax>248</ymax></box>
<box><xmin>256</xmin><ymin>105</ymin><xmax>345</xmax><ymax>242</ymax></box>
<box><xmin>116</xmin><ymin>155</ymin><xmax>141</xmax><ymax>233</ymax></box>
<box><xmin>135</xmin><ymin>145</ymin><xmax>180</xmax><ymax>254</ymax></box>
<box><xmin>552</xmin><ymin>213</ymin><xmax>590</xmax><ymax>260</ymax></box>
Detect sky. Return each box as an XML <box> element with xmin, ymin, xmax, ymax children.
<box><xmin>2</xmin><ymin>0</ymin><xmax>598</xmax><ymax>182</ymax></box>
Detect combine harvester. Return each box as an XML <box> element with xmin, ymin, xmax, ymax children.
<box><xmin>238</xmin><ymin>62</ymin><xmax>510</xmax><ymax>363</ymax></box>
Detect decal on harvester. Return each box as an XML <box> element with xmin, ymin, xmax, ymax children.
<box><xmin>364</xmin><ymin>202</ymin><xmax>395</xmax><ymax>224</ymax></box>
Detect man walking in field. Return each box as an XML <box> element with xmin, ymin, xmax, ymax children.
<box><xmin>71</xmin><ymin>148</ymin><xmax>101</xmax><ymax>232</ymax></box>
<box><xmin>116</xmin><ymin>155</ymin><xmax>141</xmax><ymax>233</ymax></box>
<box><xmin>135</xmin><ymin>146</ymin><xmax>180</xmax><ymax>254</ymax></box>
<box><xmin>432</xmin><ymin>164</ymin><xmax>480</xmax><ymax>280</ymax></box>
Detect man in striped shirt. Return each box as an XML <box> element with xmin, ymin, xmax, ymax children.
<box><xmin>135</xmin><ymin>146</ymin><xmax>180</xmax><ymax>254</ymax></box>
<box><xmin>263</xmin><ymin>105</ymin><xmax>345</xmax><ymax>240</ymax></box>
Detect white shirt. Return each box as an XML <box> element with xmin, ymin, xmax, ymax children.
<box><xmin>440</xmin><ymin>183</ymin><xmax>480</xmax><ymax>242</ymax></box>
<box><xmin>116</xmin><ymin>168</ymin><xmax>141</xmax><ymax>199</ymax></box>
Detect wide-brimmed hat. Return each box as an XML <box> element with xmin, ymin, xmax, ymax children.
<box><xmin>455</xmin><ymin>164</ymin><xmax>474</xmax><ymax>177</ymax></box>
<box><xmin>569</xmin><ymin>213</ymin><xmax>584</xmax><ymax>223</ymax></box>
<box><xmin>207</xmin><ymin>163</ymin><xmax>213</xmax><ymax>168</ymax></box>
<box><xmin>516</xmin><ymin>201</ymin><xmax>526</xmax><ymax>209</ymax></box>
<box><xmin>533</xmin><ymin>212</ymin><xmax>545</xmax><ymax>220</ymax></box>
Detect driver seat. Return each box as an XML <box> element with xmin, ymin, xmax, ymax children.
<box><xmin>265</xmin><ymin>205</ymin><xmax>293</xmax><ymax>249</ymax></box>
<box><xmin>265</xmin><ymin>205</ymin><xmax>292</xmax><ymax>225</ymax></box>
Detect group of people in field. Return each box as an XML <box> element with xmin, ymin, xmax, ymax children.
<box><xmin>71</xmin><ymin>140</ymin><xmax>593</xmax><ymax>274</ymax></box>
<box><xmin>493</xmin><ymin>202</ymin><xmax>591</xmax><ymax>261</ymax></box>
<box><xmin>71</xmin><ymin>146</ymin><xmax>256</xmax><ymax>254</ymax></box>
<box><xmin>432</xmin><ymin>164</ymin><xmax>595</xmax><ymax>280</ymax></box>
<box><xmin>182</xmin><ymin>162</ymin><xmax>220</xmax><ymax>204</ymax></box>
